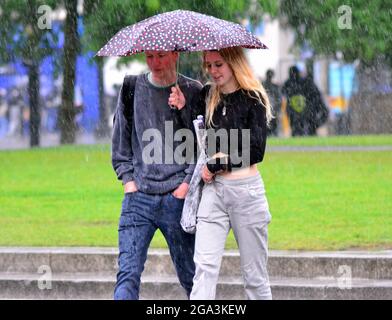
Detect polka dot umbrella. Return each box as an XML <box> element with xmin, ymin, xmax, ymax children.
<box><xmin>96</xmin><ymin>9</ymin><xmax>267</xmax><ymax>57</ymax></box>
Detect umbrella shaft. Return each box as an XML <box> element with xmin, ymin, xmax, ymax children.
<box><xmin>175</xmin><ymin>54</ymin><xmax>180</xmax><ymax>86</ymax></box>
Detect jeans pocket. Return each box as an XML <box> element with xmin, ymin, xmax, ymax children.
<box><xmin>167</xmin><ymin>193</ymin><xmax>185</xmax><ymax>214</ymax></box>
<box><xmin>121</xmin><ymin>191</ymin><xmax>137</xmax><ymax>213</ymax></box>
<box><xmin>124</xmin><ymin>190</ymin><xmax>138</xmax><ymax>196</ymax></box>
<box><xmin>169</xmin><ymin>192</ymin><xmax>185</xmax><ymax>201</ymax></box>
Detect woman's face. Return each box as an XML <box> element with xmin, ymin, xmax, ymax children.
<box><xmin>204</xmin><ymin>51</ymin><xmax>235</xmax><ymax>88</ymax></box>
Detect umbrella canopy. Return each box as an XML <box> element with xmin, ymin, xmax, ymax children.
<box><xmin>96</xmin><ymin>9</ymin><xmax>267</xmax><ymax>56</ymax></box>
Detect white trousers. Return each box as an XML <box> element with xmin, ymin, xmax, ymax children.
<box><xmin>190</xmin><ymin>173</ymin><xmax>272</xmax><ymax>300</ymax></box>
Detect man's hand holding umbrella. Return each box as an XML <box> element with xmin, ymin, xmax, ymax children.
<box><xmin>168</xmin><ymin>85</ymin><xmax>186</xmax><ymax>110</ymax></box>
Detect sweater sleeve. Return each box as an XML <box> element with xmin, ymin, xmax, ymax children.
<box><xmin>111</xmin><ymin>76</ymin><xmax>135</xmax><ymax>185</ymax></box>
<box><xmin>175</xmin><ymin>84</ymin><xmax>208</xmax><ymax>132</ymax></box>
<box><xmin>247</xmin><ymin>100</ymin><xmax>268</xmax><ymax>165</ymax></box>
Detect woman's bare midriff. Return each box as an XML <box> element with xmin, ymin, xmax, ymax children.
<box><xmin>216</xmin><ymin>164</ymin><xmax>259</xmax><ymax>180</ymax></box>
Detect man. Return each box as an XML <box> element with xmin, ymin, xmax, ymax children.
<box><xmin>282</xmin><ymin>66</ymin><xmax>308</xmax><ymax>136</ymax></box>
<box><xmin>112</xmin><ymin>51</ymin><xmax>202</xmax><ymax>300</ymax></box>
<box><xmin>262</xmin><ymin>69</ymin><xmax>282</xmax><ymax>136</ymax></box>
<box><xmin>303</xmin><ymin>72</ymin><xmax>329</xmax><ymax>135</ymax></box>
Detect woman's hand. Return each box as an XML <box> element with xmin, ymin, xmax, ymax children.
<box><xmin>201</xmin><ymin>165</ymin><xmax>215</xmax><ymax>184</ymax></box>
<box><xmin>168</xmin><ymin>85</ymin><xmax>186</xmax><ymax>110</ymax></box>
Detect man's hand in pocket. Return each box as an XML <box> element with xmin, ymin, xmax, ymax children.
<box><xmin>172</xmin><ymin>182</ymin><xmax>189</xmax><ymax>199</ymax></box>
<box><xmin>124</xmin><ymin>181</ymin><xmax>138</xmax><ymax>193</ymax></box>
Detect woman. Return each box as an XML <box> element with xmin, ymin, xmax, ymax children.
<box><xmin>169</xmin><ymin>46</ymin><xmax>273</xmax><ymax>300</ymax></box>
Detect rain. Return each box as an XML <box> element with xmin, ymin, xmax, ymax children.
<box><xmin>0</xmin><ymin>0</ymin><xmax>391</xmax><ymax>303</ymax></box>
<box><xmin>0</xmin><ymin>1</ymin><xmax>391</xmax><ymax>148</ymax></box>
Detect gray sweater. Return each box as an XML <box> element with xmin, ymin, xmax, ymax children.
<box><xmin>112</xmin><ymin>73</ymin><xmax>202</xmax><ymax>194</ymax></box>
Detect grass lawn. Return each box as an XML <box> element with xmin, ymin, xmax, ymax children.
<box><xmin>267</xmin><ymin>134</ymin><xmax>392</xmax><ymax>147</ymax></box>
<box><xmin>0</xmin><ymin>135</ymin><xmax>391</xmax><ymax>250</ymax></box>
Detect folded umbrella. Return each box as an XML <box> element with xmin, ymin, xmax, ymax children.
<box><xmin>180</xmin><ymin>115</ymin><xmax>208</xmax><ymax>234</ymax></box>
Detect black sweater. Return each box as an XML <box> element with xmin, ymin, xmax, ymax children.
<box><xmin>188</xmin><ymin>85</ymin><xmax>268</xmax><ymax>172</ymax></box>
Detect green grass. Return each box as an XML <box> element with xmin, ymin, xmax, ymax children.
<box><xmin>0</xmin><ymin>137</ymin><xmax>391</xmax><ymax>250</ymax></box>
<box><xmin>261</xmin><ymin>151</ymin><xmax>392</xmax><ymax>250</ymax></box>
<box><xmin>267</xmin><ymin>134</ymin><xmax>392</xmax><ymax>147</ymax></box>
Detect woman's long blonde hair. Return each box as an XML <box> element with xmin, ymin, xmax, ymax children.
<box><xmin>203</xmin><ymin>46</ymin><xmax>273</xmax><ymax>127</ymax></box>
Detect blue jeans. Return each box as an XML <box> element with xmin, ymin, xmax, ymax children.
<box><xmin>114</xmin><ymin>191</ymin><xmax>195</xmax><ymax>300</ymax></box>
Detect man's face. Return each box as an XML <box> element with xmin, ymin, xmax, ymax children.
<box><xmin>145</xmin><ymin>51</ymin><xmax>177</xmax><ymax>78</ymax></box>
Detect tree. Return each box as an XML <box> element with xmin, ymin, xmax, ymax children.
<box><xmin>58</xmin><ymin>0</ymin><xmax>79</xmax><ymax>144</ymax></box>
<box><xmin>0</xmin><ymin>0</ymin><xmax>58</xmax><ymax>147</ymax></box>
<box><xmin>280</xmin><ymin>0</ymin><xmax>392</xmax><ymax>66</ymax></box>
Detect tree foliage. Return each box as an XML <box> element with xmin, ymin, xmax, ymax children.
<box><xmin>0</xmin><ymin>0</ymin><xmax>58</xmax><ymax>147</ymax></box>
<box><xmin>280</xmin><ymin>0</ymin><xmax>392</xmax><ymax>65</ymax></box>
<box><xmin>0</xmin><ymin>0</ymin><xmax>58</xmax><ymax>64</ymax></box>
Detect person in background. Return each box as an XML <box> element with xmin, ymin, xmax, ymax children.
<box><xmin>282</xmin><ymin>66</ymin><xmax>308</xmax><ymax>136</ymax></box>
<box><xmin>303</xmin><ymin>71</ymin><xmax>329</xmax><ymax>135</ymax></box>
<box><xmin>263</xmin><ymin>69</ymin><xmax>282</xmax><ymax>136</ymax></box>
